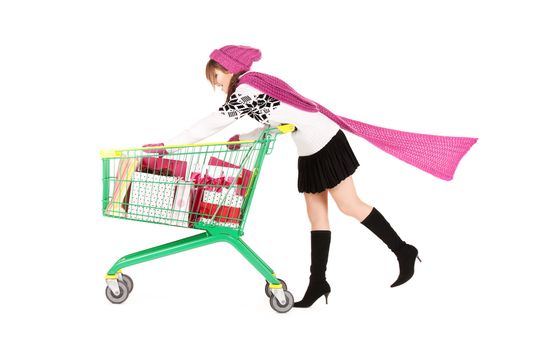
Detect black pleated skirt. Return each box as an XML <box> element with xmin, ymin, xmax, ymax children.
<box><xmin>297</xmin><ymin>129</ymin><xmax>359</xmax><ymax>193</ymax></box>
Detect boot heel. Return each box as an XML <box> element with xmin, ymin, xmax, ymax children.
<box><xmin>325</xmin><ymin>292</ymin><xmax>330</xmax><ymax>304</ymax></box>
<box><xmin>417</xmin><ymin>255</ymin><xmax>422</xmax><ymax>262</ymax></box>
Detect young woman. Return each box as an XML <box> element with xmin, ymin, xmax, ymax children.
<box><xmin>157</xmin><ymin>45</ymin><xmax>476</xmax><ymax>308</ymax></box>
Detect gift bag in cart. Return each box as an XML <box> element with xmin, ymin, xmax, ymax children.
<box><xmin>100</xmin><ymin>124</ymin><xmax>296</xmax><ymax>313</ymax></box>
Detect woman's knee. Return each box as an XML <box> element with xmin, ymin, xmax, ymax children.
<box><xmin>336</xmin><ymin>199</ymin><xmax>362</xmax><ymax>217</ymax></box>
<box><xmin>328</xmin><ymin>176</ymin><xmax>372</xmax><ymax>219</ymax></box>
<box><xmin>307</xmin><ymin>207</ymin><xmax>329</xmax><ymax>227</ymax></box>
<box><xmin>338</xmin><ymin>200</ymin><xmax>371</xmax><ymax>220</ymax></box>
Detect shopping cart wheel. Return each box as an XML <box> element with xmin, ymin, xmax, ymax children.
<box><xmin>105</xmin><ymin>281</ymin><xmax>129</xmax><ymax>304</ymax></box>
<box><xmin>120</xmin><ymin>274</ymin><xmax>134</xmax><ymax>293</ymax></box>
<box><xmin>269</xmin><ymin>290</ymin><xmax>294</xmax><ymax>313</ymax></box>
<box><xmin>264</xmin><ymin>278</ymin><xmax>288</xmax><ymax>297</ymax></box>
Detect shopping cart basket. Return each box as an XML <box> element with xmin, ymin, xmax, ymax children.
<box><xmin>101</xmin><ymin>124</ymin><xmax>296</xmax><ymax>313</ymax></box>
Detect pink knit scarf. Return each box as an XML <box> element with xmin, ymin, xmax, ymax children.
<box><xmin>238</xmin><ymin>72</ymin><xmax>477</xmax><ymax>181</ymax></box>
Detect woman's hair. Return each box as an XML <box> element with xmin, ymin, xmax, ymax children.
<box><xmin>205</xmin><ymin>59</ymin><xmax>246</xmax><ymax>102</ymax></box>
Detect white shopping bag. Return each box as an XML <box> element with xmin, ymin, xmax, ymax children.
<box><xmin>128</xmin><ymin>172</ymin><xmax>178</xmax><ymax>224</ymax></box>
<box><xmin>171</xmin><ymin>180</ymin><xmax>193</xmax><ymax>227</ymax></box>
<box><xmin>202</xmin><ymin>187</ymin><xmax>244</xmax><ymax>208</ymax></box>
<box><xmin>198</xmin><ymin>217</ymin><xmax>240</xmax><ymax>229</ymax></box>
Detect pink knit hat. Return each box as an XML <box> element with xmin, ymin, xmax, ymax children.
<box><xmin>209</xmin><ymin>45</ymin><xmax>262</xmax><ymax>74</ymax></box>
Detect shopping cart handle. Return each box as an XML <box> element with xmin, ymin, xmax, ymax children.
<box><xmin>100</xmin><ymin>125</ymin><xmax>297</xmax><ymax>158</ymax></box>
<box><xmin>276</xmin><ymin>124</ymin><xmax>296</xmax><ymax>134</ymax></box>
<box><xmin>100</xmin><ymin>150</ymin><xmax>123</xmax><ymax>158</ymax></box>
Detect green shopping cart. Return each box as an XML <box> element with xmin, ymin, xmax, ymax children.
<box><xmin>101</xmin><ymin>124</ymin><xmax>296</xmax><ymax>313</ymax></box>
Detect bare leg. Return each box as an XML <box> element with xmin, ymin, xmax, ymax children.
<box><xmin>303</xmin><ymin>190</ymin><xmax>330</xmax><ymax>230</ymax></box>
<box><xmin>328</xmin><ymin>175</ymin><xmax>419</xmax><ymax>288</ymax></box>
<box><xmin>327</xmin><ymin>176</ymin><xmax>372</xmax><ymax>222</ymax></box>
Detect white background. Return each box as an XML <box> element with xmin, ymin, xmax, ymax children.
<box><xmin>1</xmin><ymin>1</ymin><xmax>533</xmax><ymax>349</ymax></box>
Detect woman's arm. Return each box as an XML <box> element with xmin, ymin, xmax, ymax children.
<box><xmin>239</xmin><ymin>125</ymin><xmax>270</xmax><ymax>140</ymax></box>
<box><xmin>165</xmin><ymin>85</ymin><xmax>263</xmax><ymax>146</ymax></box>
<box><xmin>164</xmin><ymin>110</ymin><xmax>236</xmax><ymax>145</ymax></box>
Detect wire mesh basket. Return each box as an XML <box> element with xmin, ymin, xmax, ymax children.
<box><xmin>101</xmin><ymin>124</ymin><xmax>297</xmax><ymax>313</ymax></box>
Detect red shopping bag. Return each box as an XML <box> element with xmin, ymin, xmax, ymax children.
<box><xmin>198</xmin><ymin>202</ymin><xmax>241</xmax><ymax>224</ymax></box>
<box><xmin>188</xmin><ymin>171</ymin><xmax>232</xmax><ymax>226</ymax></box>
<box><xmin>207</xmin><ymin>157</ymin><xmax>253</xmax><ymax>196</ymax></box>
<box><xmin>188</xmin><ymin>156</ymin><xmax>252</xmax><ymax>226</ymax></box>
<box><xmin>197</xmin><ymin>188</ymin><xmax>244</xmax><ymax>225</ymax></box>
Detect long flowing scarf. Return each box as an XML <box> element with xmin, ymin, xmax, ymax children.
<box><xmin>238</xmin><ymin>72</ymin><xmax>477</xmax><ymax>181</ymax></box>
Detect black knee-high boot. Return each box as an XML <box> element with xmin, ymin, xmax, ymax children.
<box><xmin>361</xmin><ymin>208</ymin><xmax>420</xmax><ymax>287</ymax></box>
<box><xmin>294</xmin><ymin>230</ymin><xmax>332</xmax><ymax>308</ymax></box>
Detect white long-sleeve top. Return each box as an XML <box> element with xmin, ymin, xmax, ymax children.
<box><xmin>165</xmin><ymin>82</ymin><xmax>341</xmax><ymax>156</ymax></box>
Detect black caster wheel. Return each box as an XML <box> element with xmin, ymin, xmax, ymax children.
<box><xmin>269</xmin><ymin>290</ymin><xmax>294</xmax><ymax>313</ymax></box>
<box><xmin>105</xmin><ymin>281</ymin><xmax>129</xmax><ymax>304</ymax></box>
<box><xmin>121</xmin><ymin>274</ymin><xmax>134</xmax><ymax>293</ymax></box>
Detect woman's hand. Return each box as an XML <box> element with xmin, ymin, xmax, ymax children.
<box><xmin>142</xmin><ymin>143</ymin><xmax>169</xmax><ymax>155</ymax></box>
<box><xmin>227</xmin><ymin>134</ymin><xmax>241</xmax><ymax>150</ymax></box>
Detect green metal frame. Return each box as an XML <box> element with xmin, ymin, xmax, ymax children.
<box><xmin>106</xmin><ymin>222</ymin><xmax>279</xmax><ymax>284</ymax></box>
<box><xmin>102</xmin><ymin>159</ymin><xmax>110</xmax><ymax>212</ymax></box>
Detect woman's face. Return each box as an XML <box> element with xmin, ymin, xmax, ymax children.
<box><xmin>214</xmin><ymin>68</ymin><xmax>233</xmax><ymax>94</ymax></box>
